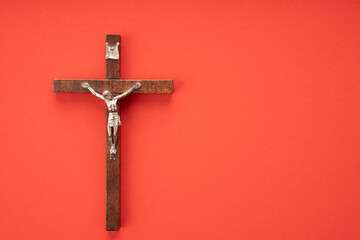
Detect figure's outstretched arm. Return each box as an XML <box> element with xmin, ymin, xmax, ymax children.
<box><xmin>82</xmin><ymin>82</ymin><xmax>105</xmax><ymax>100</ymax></box>
<box><xmin>114</xmin><ymin>82</ymin><xmax>141</xmax><ymax>100</ymax></box>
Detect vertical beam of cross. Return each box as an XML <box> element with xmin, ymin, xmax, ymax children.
<box><xmin>105</xmin><ymin>34</ymin><xmax>120</xmax><ymax>231</ymax></box>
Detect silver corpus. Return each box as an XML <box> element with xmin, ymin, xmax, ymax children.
<box><xmin>82</xmin><ymin>82</ymin><xmax>141</xmax><ymax>160</ymax></box>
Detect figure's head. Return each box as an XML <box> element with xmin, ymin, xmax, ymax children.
<box><xmin>102</xmin><ymin>90</ymin><xmax>113</xmax><ymax>100</ymax></box>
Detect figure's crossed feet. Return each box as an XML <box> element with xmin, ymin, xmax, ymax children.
<box><xmin>110</xmin><ymin>146</ymin><xmax>116</xmax><ymax>160</ymax></box>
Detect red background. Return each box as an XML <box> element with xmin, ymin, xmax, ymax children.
<box><xmin>1</xmin><ymin>0</ymin><xmax>360</xmax><ymax>239</ymax></box>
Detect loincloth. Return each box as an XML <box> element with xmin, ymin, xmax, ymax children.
<box><xmin>108</xmin><ymin>112</ymin><xmax>121</xmax><ymax>126</ymax></box>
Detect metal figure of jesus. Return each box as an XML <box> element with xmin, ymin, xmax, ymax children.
<box><xmin>82</xmin><ymin>82</ymin><xmax>141</xmax><ymax>159</ymax></box>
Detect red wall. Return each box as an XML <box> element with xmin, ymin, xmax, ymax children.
<box><xmin>1</xmin><ymin>0</ymin><xmax>360</xmax><ymax>239</ymax></box>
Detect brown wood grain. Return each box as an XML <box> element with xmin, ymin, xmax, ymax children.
<box><xmin>53</xmin><ymin>79</ymin><xmax>173</xmax><ymax>93</ymax></box>
<box><xmin>105</xmin><ymin>34</ymin><xmax>120</xmax><ymax>231</ymax></box>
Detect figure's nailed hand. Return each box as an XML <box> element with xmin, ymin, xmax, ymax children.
<box><xmin>134</xmin><ymin>83</ymin><xmax>141</xmax><ymax>89</ymax></box>
<box><xmin>82</xmin><ymin>82</ymin><xmax>90</xmax><ymax>88</ymax></box>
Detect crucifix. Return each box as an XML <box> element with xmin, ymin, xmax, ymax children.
<box><xmin>53</xmin><ymin>34</ymin><xmax>173</xmax><ymax>231</ymax></box>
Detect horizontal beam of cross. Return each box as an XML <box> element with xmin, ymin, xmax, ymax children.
<box><xmin>53</xmin><ymin>79</ymin><xmax>173</xmax><ymax>93</ymax></box>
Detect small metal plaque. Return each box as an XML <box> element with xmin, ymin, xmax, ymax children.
<box><xmin>106</xmin><ymin>42</ymin><xmax>119</xmax><ymax>60</ymax></box>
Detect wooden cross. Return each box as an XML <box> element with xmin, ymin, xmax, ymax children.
<box><xmin>53</xmin><ymin>34</ymin><xmax>173</xmax><ymax>231</ymax></box>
